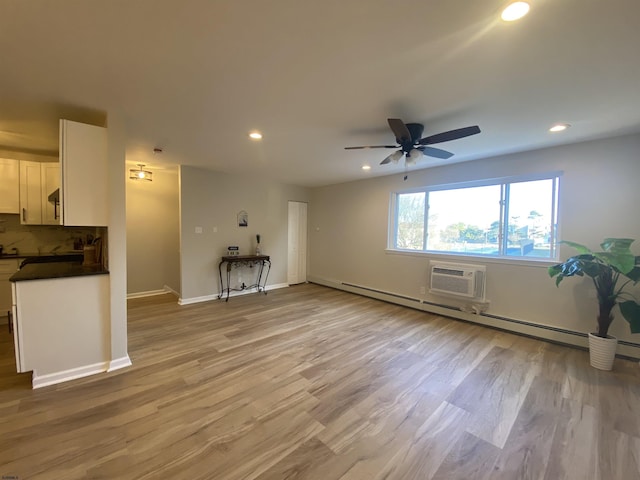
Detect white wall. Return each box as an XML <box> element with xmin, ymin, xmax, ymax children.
<box><xmin>309</xmin><ymin>133</ymin><xmax>640</xmax><ymax>354</ymax></box>
<box><xmin>179</xmin><ymin>166</ymin><xmax>310</xmax><ymax>302</ymax></box>
<box><xmin>126</xmin><ymin>168</ymin><xmax>180</xmax><ymax>295</ymax></box>
<box><xmin>106</xmin><ymin>112</ymin><xmax>129</xmax><ymax>369</ymax></box>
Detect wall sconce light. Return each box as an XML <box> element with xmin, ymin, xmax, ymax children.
<box><xmin>129</xmin><ymin>164</ymin><xmax>153</xmax><ymax>181</ymax></box>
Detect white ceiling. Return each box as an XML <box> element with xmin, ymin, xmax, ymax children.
<box><xmin>1</xmin><ymin>0</ymin><xmax>639</xmax><ymax>187</ymax></box>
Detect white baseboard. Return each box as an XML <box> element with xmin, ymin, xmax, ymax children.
<box><xmin>308</xmin><ymin>276</ymin><xmax>640</xmax><ymax>360</ymax></box>
<box><xmin>179</xmin><ymin>293</ymin><xmax>219</xmax><ymax>305</ymax></box>
<box><xmin>32</xmin><ymin>361</ymin><xmax>109</xmax><ymax>389</ymax></box>
<box><xmin>179</xmin><ymin>283</ymin><xmax>290</xmax><ymax>305</ymax></box>
<box><xmin>128</xmin><ymin>285</ymin><xmax>180</xmax><ymax>299</ymax></box>
<box><xmin>108</xmin><ymin>355</ymin><xmax>132</xmax><ymax>372</ymax></box>
<box><xmin>127</xmin><ymin>289</ymin><xmax>166</xmax><ymax>299</ymax></box>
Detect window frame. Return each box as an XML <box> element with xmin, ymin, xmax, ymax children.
<box><xmin>389</xmin><ymin>172</ymin><xmax>562</xmax><ymax>262</ymax></box>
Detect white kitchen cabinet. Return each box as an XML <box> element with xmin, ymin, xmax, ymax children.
<box><xmin>41</xmin><ymin>162</ymin><xmax>61</xmax><ymax>224</ymax></box>
<box><xmin>0</xmin><ymin>258</ymin><xmax>19</xmax><ymax>316</ymax></box>
<box><xmin>0</xmin><ymin>158</ymin><xmax>19</xmax><ymax>214</ymax></box>
<box><xmin>60</xmin><ymin>119</ymin><xmax>108</xmax><ymax>226</ymax></box>
<box><xmin>18</xmin><ymin>160</ymin><xmax>60</xmax><ymax>225</ymax></box>
<box><xmin>19</xmin><ymin>160</ymin><xmax>43</xmax><ymax>225</ymax></box>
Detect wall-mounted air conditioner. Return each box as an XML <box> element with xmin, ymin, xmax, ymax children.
<box><xmin>429</xmin><ymin>262</ymin><xmax>486</xmax><ymax>301</ymax></box>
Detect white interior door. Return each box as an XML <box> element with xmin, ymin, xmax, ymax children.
<box><xmin>288</xmin><ymin>201</ymin><xmax>308</xmax><ymax>285</ymax></box>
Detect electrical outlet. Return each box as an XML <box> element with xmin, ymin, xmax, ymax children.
<box><xmin>420</xmin><ymin>286</ymin><xmax>426</xmax><ymax>295</ymax></box>
<box><xmin>195</xmin><ymin>226</ymin><xmax>203</xmax><ymax>234</ymax></box>
<box><xmin>213</xmin><ymin>226</ymin><xmax>218</xmax><ymax>233</ymax></box>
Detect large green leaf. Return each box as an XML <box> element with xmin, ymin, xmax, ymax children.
<box><xmin>619</xmin><ymin>301</ymin><xmax>640</xmax><ymax>334</ymax></box>
<box><xmin>601</xmin><ymin>238</ymin><xmax>635</xmax><ymax>254</ymax></box>
<box><xmin>595</xmin><ymin>252</ymin><xmax>636</xmax><ymax>274</ymax></box>
<box><xmin>626</xmin><ymin>265</ymin><xmax>640</xmax><ymax>283</ymax></box>
<box><xmin>561</xmin><ymin>240</ymin><xmax>592</xmax><ymax>255</ymax></box>
<box><xmin>548</xmin><ymin>264</ymin><xmax>562</xmax><ymax>278</ymax></box>
<box><xmin>580</xmin><ymin>258</ymin><xmax>605</xmax><ymax>278</ymax></box>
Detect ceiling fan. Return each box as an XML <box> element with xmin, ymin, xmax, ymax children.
<box><xmin>345</xmin><ymin>118</ymin><xmax>481</xmax><ymax>166</ymax></box>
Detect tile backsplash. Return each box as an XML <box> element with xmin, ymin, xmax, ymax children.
<box><xmin>0</xmin><ymin>214</ymin><xmax>104</xmax><ymax>255</ymax></box>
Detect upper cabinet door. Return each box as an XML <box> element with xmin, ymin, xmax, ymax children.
<box><xmin>0</xmin><ymin>158</ymin><xmax>19</xmax><ymax>214</ymax></box>
<box><xmin>19</xmin><ymin>160</ymin><xmax>43</xmax><ymax>225</ymax></box>
<box><xmin>41</xmin><ymin>162</ymin><xmax>61</xmax><ymax>225</ymax></box>
<box><xmin>60</xmin><ymin>119</ymin><xmax>108</xmax><ymax>226</ymax></box>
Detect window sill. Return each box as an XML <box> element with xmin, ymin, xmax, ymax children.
<box><xmin>384</xmin><ymin>248</ymin><xmax>558</xmax><ymax>268</ymax></box>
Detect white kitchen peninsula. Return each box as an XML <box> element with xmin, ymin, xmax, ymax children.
<box><xmin>11</xmin><ymin>262</ymin><xmax>110</xmax><ymax>388</ymax></box>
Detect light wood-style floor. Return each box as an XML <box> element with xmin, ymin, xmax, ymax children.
<box><xmin>1</xmin><ymin>283</ymin><xmax>639</xmax><ymax>479</ymax></box>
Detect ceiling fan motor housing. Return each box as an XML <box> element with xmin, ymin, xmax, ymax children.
<box><xmin>397</xmin><ymin>123</ymin><xmax>425</xmax><ymax>153</ymax></box>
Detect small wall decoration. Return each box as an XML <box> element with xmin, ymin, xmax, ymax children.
<box><xmin>237</xmin><ymin>210</ymin><xmax>248</xmax><ymax>227</ymax></box>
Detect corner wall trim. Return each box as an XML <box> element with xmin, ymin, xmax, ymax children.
<box><xmin>32</xmin><ymin>362</ymin><xmax>109</xmax><ymax>389</ymax></box>
<box><xmin>163</xmin><ymin>285</ymin><xmax>180</xmax><ymax>297</ymax></box>
<box><xmin>108</xmin><ymin>355</ymin><xmax>132</xmax><ymax>372</ymax></box>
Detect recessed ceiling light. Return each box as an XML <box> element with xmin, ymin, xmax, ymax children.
<box><xmin>362</xmin><ymin>165</ymin><xmax>371</xmax><ymax>171</ymax></box>
<box><xmin>249</xmin><ymin>131</ymin><xmax>263</xmax><ymax>140</ymax></box>
<box><xmin>549</xmin><ymin>123</ymin><xmax>570</xmax><ymax>132</ymax></box>
<box><xmin>501</xmin><ymin>1</ymin><xmax>530</xmax><ymax>21</ymax></box>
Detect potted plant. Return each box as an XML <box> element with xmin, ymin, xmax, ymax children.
<box><xmin>548</xmin><ymin>238</ymin><xmax>640</xmax><ymax>370</ymax></box>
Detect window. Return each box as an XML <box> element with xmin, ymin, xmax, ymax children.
<box><xmin>391</xmin><ymin>174</ymin><xmax>560</xmax><ymax>259</ymax></box>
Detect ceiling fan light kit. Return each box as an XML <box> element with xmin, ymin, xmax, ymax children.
<box><xmin>345</xmin><ymin>118</ymin><xmax>481</xmax><ymax>168</ymax></box>
<box><xmin>407</xmin><ymin>148</ymin><xmax>422</xmax><ymax>165</ymax></box>
<box><xmin>383</xmin><ymin>150</ymin><xmax>403</xmax><ymax>165</ymax></box>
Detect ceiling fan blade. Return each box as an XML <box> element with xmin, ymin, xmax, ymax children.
<box><xmin>418</xmin><ymin>125</ymin><xmax>481</xmax><ymax>145</ymax></box>
<box><xmin>380</xmin><ymin>157</ymin><xmax>392</xmax><ymax>165</ymax></box>
<box><xmin>387</xmin><ymin>118</ymin><xmax>412</xmax><ymax>143</ymax></box>
<box><xmin>419</xmin><ymin>146</ymin><xmax>454</xmax><ymax>159</ymax></box>
<box><xmin>344</xmin><ymin>145</ymin><xmax>398</xmax><ymax>150</ymax></box>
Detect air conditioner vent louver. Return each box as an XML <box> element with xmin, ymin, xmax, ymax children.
<box><xmin>429</xmin><ymin>262</ymin><xmax>486</xmax><ymax>301</ymax></box>
<box><xmin>432</xmin><ymin>267</ymin><xmax>465</xmax><ymax>277</ymax></box>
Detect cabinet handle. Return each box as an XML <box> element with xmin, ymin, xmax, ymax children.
<box><xmin>22</xmin><ymin>208</ymin><xmax>26</xmax><ymax>222</ymax></box>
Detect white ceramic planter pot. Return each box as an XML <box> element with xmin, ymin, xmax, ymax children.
<box><xmin>588</xmin><ymin>333</ymin><xmax>618</xmax><ymax>371</ymax></box>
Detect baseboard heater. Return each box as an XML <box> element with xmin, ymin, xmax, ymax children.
<box><xmin>336</xmin><ymin>281</ymin><xmax>640</xmax><ymax>352</ymax></box>
<box><xmin>341</xmin><ymin>282</ymin><xmax>421</xmax><ymax>303</ymax></box>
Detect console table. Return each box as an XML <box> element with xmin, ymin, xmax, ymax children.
<box><xmin>218</xmin><ymin>255</ymin><xmax>271</xmax><ymax>302</ymax></box>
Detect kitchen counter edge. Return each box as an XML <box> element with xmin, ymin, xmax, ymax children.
<box><xmin>10</xmin><ymin>262</ymin><xmax>109</xmax><ymax>282</ymax></box>
<box><xmin>0</xmin><ymin>251</ymin><xmax>84</xmax><ymax>260</ymax></box>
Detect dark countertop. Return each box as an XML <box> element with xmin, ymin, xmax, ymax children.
<box><xmin>0</xmin><ymin>253</ymin><xmax>33</xmax><ymax>260</ymax></box>
<box><xmin>10</xmin><ymin>261</ymin><xmax>109</xmax><ymax>282</ymax></box>
<box><xmin>0</xmin><ymin>251</ymin><xmax>83</xmax><ymax>260</ymax></box>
